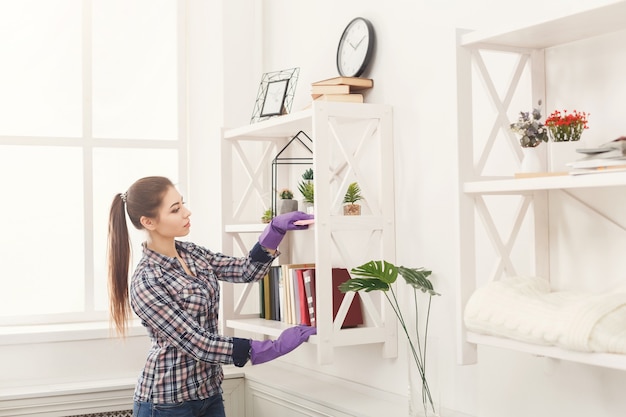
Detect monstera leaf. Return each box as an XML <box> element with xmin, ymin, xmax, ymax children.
<box><xmin>339</xmin><ymin>260</ymin><xmax>438</xmax><ymax>296</ymax></box>
<box><xmin>397</xmin><ymin>266</ymin><xmax>439</xmax><ymax>296</ymax></box>
<box><xmin>339</xmin><ymin>260</ymin><xmax>397</xmax><ymax>293</ymax></box>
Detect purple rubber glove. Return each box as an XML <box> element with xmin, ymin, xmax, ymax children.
<box><xmin>250</xmin><ymin>325</ymin><xmax>317</xmax><ymax>365</ymax></box>
<box><xmin>258</xmin><ymin>211</ymin><xmax>314</xmax><ymax>250</ymax></box>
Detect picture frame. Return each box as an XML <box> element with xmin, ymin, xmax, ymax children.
<box><xmin>250</xmin><ymin>67</ymin><xmax>300</xmax><ymax>124</ymax></box>
<box><xmin>260</xmin><ymin>79</ymin><xmax>289</xmax><ymax>117</ymax></box>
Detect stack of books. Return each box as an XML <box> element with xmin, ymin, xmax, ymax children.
<box><xmin>310</xmin><ymin>76</ymin><xmax>373</xmax><ymax>103</ymax></box>
<box><xmin>567</xmin><ymin>136</ymin><xmax>626</xmax><ymax>175</ymax></box>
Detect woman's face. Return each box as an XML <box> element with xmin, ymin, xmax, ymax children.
<box><xmin>150</xmin><ymin>186</ymin><xmax>192</xmax><ymax>238</ymax></box>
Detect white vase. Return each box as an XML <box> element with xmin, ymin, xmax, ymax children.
<box><xmin>521</xmin><ymin>146</ymin><xmax>543</xmax><ymax>173</ymax></box>
<box><xmin>548</xmin><ymin>140</ymin><xmax>583</xmax><ymax>172</ymax></box>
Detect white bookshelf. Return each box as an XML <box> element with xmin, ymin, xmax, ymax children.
<box><xmin>456</xmin><ymin>1</ymin><xmax>626</xmax><ymax>369</ymax></box>
<box><xmin>220</xmin><ymin>101</ymin><xmax>397</xmax><ymax>364</ymax></box>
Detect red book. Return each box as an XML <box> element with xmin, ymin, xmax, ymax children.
<box><xmin>301</xmin><ymin>268</ymin><xmax>364</xmax><ymax>328</ymax></box>
<box><xmin>296</xmin><ymin>269</ymin><xmax>311</xmax><ymax>325</ymax></box>
<box><xmin>302</xmin><ymin>269</ymin><xmax>316</xmax><ymax>327</ymax></box>
<box><xmin>331</xmin><ymin>268</ymin><xmax>364</xmax><ymax>328</ymax></box>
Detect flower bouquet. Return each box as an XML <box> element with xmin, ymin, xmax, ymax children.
<box><xmin>544</xmin><ymin>109</ymin><xmax>589</xmax><ymax>142</ymax></box>
<box><xmin>509</xmin><ymin>101</ymin><xmax>549</xmax><ymax>148</ymax></box>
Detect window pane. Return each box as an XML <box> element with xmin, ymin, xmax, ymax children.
<box><xmin>92</xmin><ymin>0</ymin><xmax>178</xmax><ymax>140</ymax></box>
<box><xmin>0</xmin><ymin>0</ymin><xmax>82</xmax><ymax>137</ymax></box>
<box><xmin>92</xmin><ymin>148</ymin><xmax>179</xmax><ymax>311</ymax></box>
<box><xmin>0</xmin><ymin>146</ymin><xmax>84</xmax><ymax>317</ymax></box>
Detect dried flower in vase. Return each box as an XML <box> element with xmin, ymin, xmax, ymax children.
<box><xmin>510</xmin><ymin>101</ymin><xmax>549</xmax><ymax>148</ymax></box>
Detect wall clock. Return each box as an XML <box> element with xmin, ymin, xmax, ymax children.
<box><xmin>336</xmin><ymin>17</ymin><xmax>375</xmax><ymax>78</ymax></box>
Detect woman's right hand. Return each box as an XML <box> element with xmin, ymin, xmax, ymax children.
<box><xmin>250</xmin><ymin>325</ymin><xmax>317</xmax><ymax>365</ymax></box>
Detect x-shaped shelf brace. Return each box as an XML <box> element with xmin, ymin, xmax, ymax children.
<box><xmin>474</xmin><ymin>194</ymin><xmax>533</xmax><ymax>282</ymax></box>
<box><xmin>330</xmin><ymin>227</ymin><xmax>386</xmax><ymax>329</ymax></box>
<box><xmin>326</xmin><ymin>116</ymin><xmax>382</xmax><ymax>214</ymax></box>
<box><xmin>471</xmin><ymin>48</ymin><xmax>532</xmax><ymax>175</ymax></box>
<box><xmin>231</xmin><ymin>140</ymin><xmax>279</xmax><ymax>221</ymax></box>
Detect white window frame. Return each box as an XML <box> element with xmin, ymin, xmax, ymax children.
<box><xmin>0</xmin><ymin>0</ymin><xmax>188</xmax><ymax>337</ymax></box>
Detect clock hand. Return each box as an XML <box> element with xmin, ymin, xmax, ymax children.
<box><xmin>354</xmin><ymin>35</ymin><xmax>366</xmax><ymax>49</ymax></box>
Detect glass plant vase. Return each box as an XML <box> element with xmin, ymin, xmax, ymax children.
<box><xmin>408</xmin><ymin>360</ymin><xmax>440</xmax><ymax>417</ymax></box>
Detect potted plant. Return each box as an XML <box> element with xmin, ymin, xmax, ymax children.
<box><xmin>542</xmin><ymin>108</ymin><xmax>590</xmax><ymax>172</ymax></box>
<box><xmin>301</xmin><ymin>168</ymin><xmax>314</xmax><ymax>182</ymax></box>
<box><xmin>298</xmin><ymin>169</ymin><xmax>314</xmax><ymax>214</ymax></box>
<box><xmin>261</xmin><ymin>208</ymin><xmax>274</xmax><ymax>224</ymax></box>
<box><xmin>544</xmin><ymin>109</ymin><xmax>589</xmax><ymax>142</ymax></box>
<box><xmin>278</xmin><ymin>188</ymin><xmax>298</xmax><ymax>214</ymax></box>
<box><xmin>510</xmin><ymin>100</ymin><xmax>549</xmax><ymax>173</ymax></box>
<box><xmin>340</xmin><ymin>260</ymin><xmax>439</xmax><ymax>417</ymax></box>
<box><xmin>343</xmin><ymin>182</ymin><xmax>363</xmax><ymax>215</ymax></box>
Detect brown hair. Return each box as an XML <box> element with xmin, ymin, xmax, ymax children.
<box><xmin>107</xmin><ymin>176</ymin><xmax>174</xmax><ymax>336</ymax></box>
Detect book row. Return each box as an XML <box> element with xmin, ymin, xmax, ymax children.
<box><xmin>259</xmin><ymin>264</ymin><xmax>363</xmax><ymax>328</ymax></box>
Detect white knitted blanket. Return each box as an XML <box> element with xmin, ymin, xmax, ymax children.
<box><xmin>464</xmin><ymin>276</ymin><xmax>626</xmax><ymax>353</ymax></box>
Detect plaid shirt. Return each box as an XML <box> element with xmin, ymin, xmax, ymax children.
<box><xmin>130</xmin><ymin>240</ymin><xmax>274</xmax><ymax>403</ymax></box>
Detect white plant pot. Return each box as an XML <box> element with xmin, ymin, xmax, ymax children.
<box><xmin>301</xmin><ymin>201</ymin><xmax>314</xmax><ymax>214</ymax></box>
<box><xmin>548</xmin><ymin>140</ymin><xmax>584</xmax><ymax>172</ymax></box>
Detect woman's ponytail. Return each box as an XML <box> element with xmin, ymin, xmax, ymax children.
<box><xmin>106</xmin><ymin>176</ymin><xmax>174</xmax><ymax>336</ymax></box>
<box><xmin>107</xmin><ymin>193</ymin><xmax>131</xmax><ymax>337</ymax></box>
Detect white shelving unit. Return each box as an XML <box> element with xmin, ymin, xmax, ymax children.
<box><xmin>456</xmin><ymin>1</ymin><xmax>626</xmax><ymax>369</ymax></box>
<box><xmin>220</xmin><ymin>101</ymin><xmax>397</xmax><ymax>364</ymax></box>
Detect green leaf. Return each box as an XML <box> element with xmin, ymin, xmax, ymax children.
<box><xmin>398</xmin><ymin>266</ymin><xmax>439</xmax><ymax>296</ymax></box>
<box><xmin>350</xmin><ymin>260</ymin><xmax>398</xmax><ymax>284</ymax></box>
<box><xmin>339</xmin><ymin>278</ymin><xmax>389</xmax><ymax>293</ymax></box>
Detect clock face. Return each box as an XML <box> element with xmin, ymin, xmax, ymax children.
<box><xmin>336</xmin><ymin>17</ymin><xmax>374</xmax><ymax>77</ymax></box>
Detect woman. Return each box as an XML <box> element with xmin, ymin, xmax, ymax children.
<box><xmin>107</xmin><ymin>176</ymin><xmax>316</xmax><ymax>417</ymax></box>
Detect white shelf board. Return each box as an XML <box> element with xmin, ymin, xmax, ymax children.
<box><xmin>225</xmin><ymin>217</ymin><xmax>383</xmax><ymax>233</ymax></box>
<box><xmin>223</xmin><ymin>109</ymin><xmax>313</xmax><ymax>140</ymax></box>
<box><xmin>461</xmin><ymin>1</ymin><xmax>626</xmax><ymax>49</ymax></box>
<box><xmin>464</xmin><ymin>171</ymin><xmax>626</xmax><ymax>194</ymax></box>
<box><xmin>226</xmin><ymin>318</ymin><xmax>319</xmax><ymax>344</ymax></box>
<box><xmin>468</xmin><ymin>332</ymin><xmax>626</xmax><ymax>371</ymax></box>
<box><xmin>331</xmin><ymin>326</ymin><xmax>389</xmax><ymax>346</ymax></box>
<box><xmin>227</xmin><ymin>318</ymin><xmax>387</xmax><ymax>346</ymax></box>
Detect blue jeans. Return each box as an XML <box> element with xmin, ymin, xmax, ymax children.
<box><xmin>133</xmin><ymin>395</ymin><xmax>226</xmax><ymax>417</ymax></box>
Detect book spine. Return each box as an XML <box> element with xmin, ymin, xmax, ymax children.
<box><xmin>303</xmin><ymin>269</ymin><xmax>316</xmax><ymax>327</ymax></box>
<box><xmin>296</xmin><ymin>269</ymin><xmax>310</xmax><ymax>325</ymax></box>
